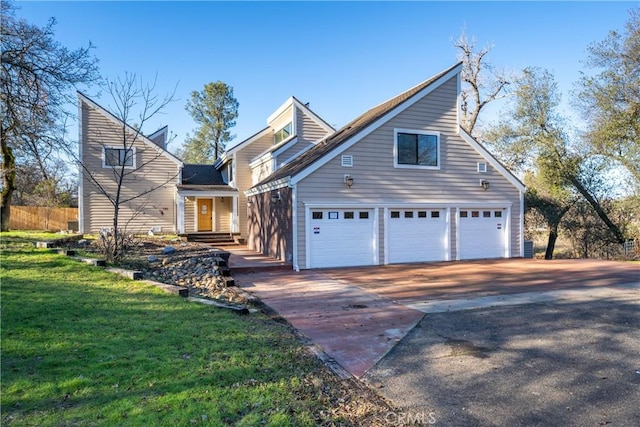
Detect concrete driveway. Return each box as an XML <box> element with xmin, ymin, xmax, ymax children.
<box><xmin>234</xmin><ymin>259</ymin><xmax>638</xmax><ymax>380</ymax></box>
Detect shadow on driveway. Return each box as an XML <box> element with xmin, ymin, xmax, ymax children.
<box><xmin>363</xmin><ymin>293</ymin><xmax>640</xmax><ymax>426</ymax></box>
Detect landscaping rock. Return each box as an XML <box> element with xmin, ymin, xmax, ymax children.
<box><xmin>162</xmin><ymin>246</ymin><xmax>176</xmax><ymax>255</ymax></box>
<box><xmin>148</xmin><ymin>255</ymin><xmax>158</xmax><ymax>262</ymax></box>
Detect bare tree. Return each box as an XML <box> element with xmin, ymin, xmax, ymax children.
<box><xmin>69</xmin><ymin>74</ymin><xmax>178</xmax><ymax>261</ymax></box>
<box><xmin>454</xmin><ymin>27</ymin><xmax>512</xmax><ymax>137</ymax></box>
<box><xmin>0</xmin><ymin>1</ymin><xmax>99</xmax><ymax>230</ymax></box>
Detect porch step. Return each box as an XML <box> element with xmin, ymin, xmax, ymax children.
<box><xmin>184</xmin><ymin>232</ymin><xmax>239</xmax><ymax>245</ymax></box>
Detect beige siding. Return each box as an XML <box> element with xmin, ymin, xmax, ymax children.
<box><xmin>185</xmin><ymin>199</ymin><xmax>195</xmax><ymax>232</ymax></box>
<box><xmin>215</xmin><ymin>197</ymin><xmax>232</xmax><ymax>232</ymax></box>
<box><xmin>235</xmin><ymin>132</ymin><xmax>275</xmax><ymax>237</ymax></box>
<box><xmin>269</xmin><ymin>105</ymin><xmax>294</xmax><ymax>136</ymax></box>
<box><xmin>275</xmin><ymin>140</ymin><xmax>314</xmax><ymax>166</ymax></box>
<box><xmin>251</xmin><ymin>155</ymin><xmax>274</xmax><ymax>185</ymax></box>
<box><xmin>297</xmin><ymin>108</ymin><xmax>330</xmax><ymax>144</ymax></box>
<box><xmin>295</xmin><ymin>76</ymin><xmax>522</xmax><ymax>267</ymax></box>
<box><xmin>81</xmin><ymin>101</ymin><xmax>179</xmax><ymax>234</ymax></box>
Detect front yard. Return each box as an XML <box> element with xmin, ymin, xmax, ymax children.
<box><xmin>0</xmin><ymin>233</ymin><xmax>389</xmax><ymax>426</ymax></box>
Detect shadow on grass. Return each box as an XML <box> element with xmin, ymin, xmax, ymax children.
<box><xmin>1</xmin><ymin>250</ymin><xmax>348</xmax><ymax>426</ymax></box>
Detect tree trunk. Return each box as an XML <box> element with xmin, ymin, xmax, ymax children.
<box><xmin>545</xmin><ymin>226</ymin><xmax>559</xmax><ymax>260</ymax></box>
<box><xmin>569</xmin><ymin>176</ymin><xmax>626</xmax><ymax>244</ymax></box>
<box><xmin>1</xmin><ymin>138</ymin><xmax>16</xmax><ymax>231</ymax></box>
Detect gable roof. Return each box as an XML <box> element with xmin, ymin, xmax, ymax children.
<box><xmin>252</xmin><ymin>62</ymin><xmax>462</xmax><ymax>189</ymax></box>
<box><xmin>78</xmin><ymin>92</ymin><xmax>183</xmax><ymax>167</ymax></box>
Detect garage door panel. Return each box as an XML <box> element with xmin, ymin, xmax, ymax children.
<box><xmin>308</xmin><ymin>209</ymin><xmax>375</xmax><ymax>268</ymax></box>
<box><xmin>387</xmin><ymin>209</ymin><xmax>447</xmax><ymax>263</ymax></box>
<box><xmin>459</xmin><ymin>209</ymin><xmax>506</xmax><ymax>259</ymax></box>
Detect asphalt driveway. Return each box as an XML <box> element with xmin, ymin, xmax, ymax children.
<box><xmin>363</xmin><ymin>290</ymin><xmax>640</xmax><ymax>426</ymax></box>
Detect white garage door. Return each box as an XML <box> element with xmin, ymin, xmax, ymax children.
<box><xmin>387</xmin><ymin>209</ymin><xmax>447</xmax><ymax>263</ymax></box>
<box><xmin>308</xmin><ymin>208</ymin><xmax>376</xmax><ymax>268</ymax></box>
<box><xmin>459</xmin><ymin>209</ymin><xmax>507</xmax><ymax>259</ymax></box>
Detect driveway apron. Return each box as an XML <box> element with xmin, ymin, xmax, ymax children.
<box><xmin>234</xmin><ymin>270</ymin><xmax>425</xmax><ymax>378</ymax></box>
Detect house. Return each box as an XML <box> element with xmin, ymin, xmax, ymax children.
<box><xmin>79</xmin><ymin>62</ymin><xmax>525</xmax><ymax>269</ymax></box>
<box><xmin>78</xmin><ymin>92</ymin><xmax>334</xmax><ymax>240</ymax></box>
<box><xmin>245</xmin><ymin>62</ymin><xmax>525</xmax><ymax>269</ymax></box>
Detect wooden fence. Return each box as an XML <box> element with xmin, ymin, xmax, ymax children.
<box><xmin>8</xmin><ymin>206</ymin><xmax>78</xmax><ymax>231</ymax></box>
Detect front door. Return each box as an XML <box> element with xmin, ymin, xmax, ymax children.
<box><xmin>197</xmin><ymin>199</ymin><xmax>213</xmax><ymax>232</ymax></box>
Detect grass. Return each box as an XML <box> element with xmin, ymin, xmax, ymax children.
<box><xmin>1</xmin><ymin>234</ymin><xmax>388</xmax><ymax>426</ymax></box>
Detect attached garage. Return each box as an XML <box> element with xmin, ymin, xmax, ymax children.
<box><xmin>307</xmin><ymin>208</ymin><xmax>376</xmax><ymax>268</ymax></box>
<box><xmin>387</xmin><ymin>208</ymin><xmax>448</xmax><ymax>263</ymax></box>
<box><xmin>458</xmin><ymin>208</ymin><xmax>508</xmax><ymax>260</ymax></box>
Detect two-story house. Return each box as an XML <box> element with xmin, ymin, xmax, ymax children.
<box><xmin>79</xmin><ymin>62</ymin><xmax>525</xmax><ymax>269</ymax></box>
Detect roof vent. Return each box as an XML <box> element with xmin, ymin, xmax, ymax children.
<box><xmin>342</xmin><ymin>155</ymin><xmax>353</xmax><ymax>167</ymax></box>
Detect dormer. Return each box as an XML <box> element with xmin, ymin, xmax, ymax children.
<box><xmin>148</xmin><ymin>126</ymin><xmax>169</xmax><ymax>149</ymax></box>
<box><xmin>267</xmin><ymin>97</ymin><xmax>296</xmax><ymax>146</ymax></box>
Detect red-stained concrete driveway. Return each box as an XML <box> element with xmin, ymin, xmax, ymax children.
<box><xmin>234</xmin><ymin>259</ymin><xmax>639</xmax><ymax>378</ymax></box>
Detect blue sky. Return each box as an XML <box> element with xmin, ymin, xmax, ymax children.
<box><xmin>16</xmin><ymin>1</ymin><xmax>637</xmax><ymax>152</ymax></box>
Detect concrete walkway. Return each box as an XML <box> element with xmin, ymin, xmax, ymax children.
<box><xmin>234</xmin><ymin>269</ymin><xmax>424</xmax><ymax>378</ymax></box>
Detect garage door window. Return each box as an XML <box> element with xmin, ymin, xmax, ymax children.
<box><xmin>344</xmin><ymin>211</ymin><xmax>354</xmax><ymax>219</ymax></box>
<box><xmin>483</xmin><ymin>211</ymin><xmax>491</xmax><ymax>218</ymax></box>
<box><xmin>495</xmin><ymin>211</ymin><xmax>502</xmax><ymax>218</ymax></box>
<box><xmin>418</xmin><ymin>211</ymin><xmax>427</xmax><ymax>218</ymax></box>
<box><xmin>460</xmin><ymin>211</ymin><xmax>468</xmax><ymax>218</ymax></box>
<box><xmin>328</xmin><ymin>211</ymin><xmax>339</xmax><ymax>219</ymax></box>
<box><xmin>359</xmin><ymin>212</ymin><xmax>369</xmax><ymax>219</ymax></box>
<box><xmin>312</xmin><ymin>212</ymin><xmax>323</xmax><ymax>220</ymax></box>
<box><xmin>391</xmin><ymin>211</ymin><xmax>400</xmax><ymax>218</ymax></box>
<box><xmin>471</xmin><ymin>211</ymin><xmax>480</xmax><ymax>218</ymax></box>
<box><xmin>404</xmin><ymin>211</ymin><xmax>414</xmax><ymax>218</ymax></box>
<box><xmin>431</xmin><ymin>211</ymin><xmax>440</xmax><ymax>218</ymax></box>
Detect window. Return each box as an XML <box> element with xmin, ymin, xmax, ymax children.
<box><xmin>495</xmin><ymin>211</ymin><xmax>503</xmax><ymax>218</ymax></box>
<box><xmin>395</xmin><ymin>130</ymin><xmax>439</xmax><ymax>168</ymax></box>
<box><xmin>104</xmin><ymin>147</ymin><xmax>134</xmax><ymax>168</ymax></box>
<box><xmin>274</xmin><ymin>122</ymin><xmax>292</xmax><ymax>144</ymax></box>
<box><xmin>227</xmin><ymin>160</ymin><xmax>234</xmax><ymax>183</ymax></box>
<box><xmin>460</xmin><ymin>211</ymin><xmax>468</xmax><ymax>218</ymax></box>
<box><xmin>477</xmin><ymin>162</ymin><xmax>487</xmax><ymax>173</ymax></box>
<box><xmin>390</xmin><ymin>211</ymin><xmax>400</xmax><ymax>218</ymax></box>
<box><xmin>328</xmin><ymin>211</ymin><xmax>339</xmax><ymax>219</ymax></box>
<box><xmin>312</xmin><ymin>211</ymin><xmax>323</xmax><ymax>220</ymax></box>
<box><xmin>431</xmin><ymin>211</ymin><xmax>440</xmax><ymax>218</ymax></box>
<box><xmin>483</xmin><ymin>211</ymin><xmax>491</xmax><ymax>218</ymax></box>
<box><xmin>404</xmin><ymin>211</ymin><xmax>414</xmax><ymax>218</ymax></box>
<box><xmin>341</xmin><ymin>155</ymin><xmax>353</xmax><ymax>167</ymax></box>
<box><xmin>418</xmin><ymin>211</ymin><xmax>427</xmax><ymax>218</ymax></box>
<box><xmin>344</xmin><ymin>211</ymin><xmax>354</xmax><ymax>219</ymax></box>
<box><xmin>471</xmin><ymin>211</ymin><xmax>480</xmax><ymax>218</ymax></box>
<box><xmin>359</xmin><ymin>212</ymin><xmax>369</xmax><ymax>219</ymax></box>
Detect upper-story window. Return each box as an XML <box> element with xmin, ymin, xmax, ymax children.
<box><xmin>274</xmin><ymin>122</ymin><xmax>292</xmax><ymax>144</ymax></box>
<box><xmin>103</xmin><ymin>147</ymin><xmax>135</xmax><ymax>168</ymax></box>
<box><xmin>394</xmin><ymin>129</ymin><xmax>440</xmax><ymax>169</ymax></box>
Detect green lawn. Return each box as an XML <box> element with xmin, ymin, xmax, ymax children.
<box><xmin>1</xmin><ymin>235</ymin><xmax>387</xmax><ymax>426</ymax></box>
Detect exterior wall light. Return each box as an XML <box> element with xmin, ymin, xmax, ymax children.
<box><xmin>480</xmin><ymin>179</ymin><xmax>490</xmax><ymax>191</ymax></box>
<box><xmin>344</xmin><ymin>175</ymin><xmax>354</xmax><ymax>188</ymax></box>
<box><xmin>270</xmin><ymin>191</ymin><xmax>282</xmax><ymax>203</ymax></box>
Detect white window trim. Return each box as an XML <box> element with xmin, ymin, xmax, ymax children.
<box><xmin>102</xmin><ymin>146</ymin><xmax>136</xmax><ymax>169</ymax></box>
<box><xmin>393</xmin><ymin>128</ymin><xmax>440</xmax><ymax>170</ymax></box>
<box><xmin>273</xmin><ymin>120</ymin><xmax>294</xmax><ymax>145</ymax></box>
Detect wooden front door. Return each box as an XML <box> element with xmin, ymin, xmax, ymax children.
<box><xmin>197</xmin><ymin>199</ymin><xmax>213</xmax><ymax>231</ymax></box>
